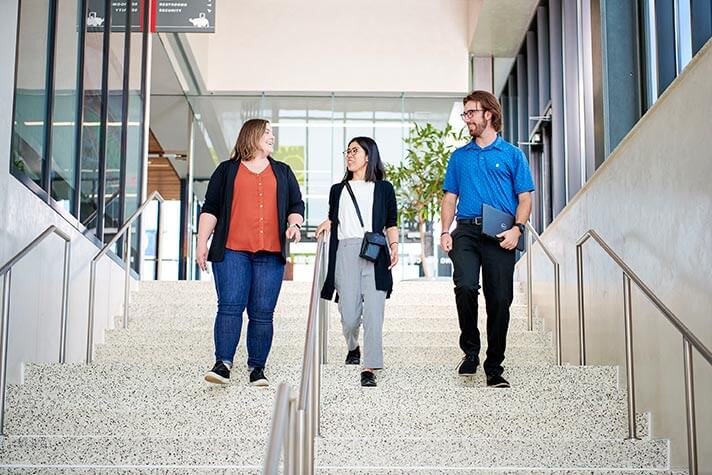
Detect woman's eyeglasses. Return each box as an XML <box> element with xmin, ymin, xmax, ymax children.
<box><xmin>343</xmin><ymin>148</ymin><xmax>360</xmax><ymax>157</ymax></box>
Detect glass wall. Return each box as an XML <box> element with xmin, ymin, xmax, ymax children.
<box><xmin>10</xmin><ymin>0</ymin><xmax>149</xmax><ymax>273</ymax></box>
<box><xmin>189</xmin><ymin>94</ymin><xmax>459</xmax><ymax>228</ymax></box>
<box><xmin>496</xmin><ymin>0</ymin><xmax>712</xmax><ymax>234</ymax></box>
<box><xmin>187</xmin><ymin>94</ymin><xmax>461</xmax><ymax>280</ymax></box>
<box><xmin>10</xmin><ymin>1</ymin><xmax>51</xmax><ymax>189</ymax></box>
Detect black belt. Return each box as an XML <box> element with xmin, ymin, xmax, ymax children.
<box><xmin>457</xmin><ymin>217</ymin><xmax>482</xmax><ymax>225</ymax></box>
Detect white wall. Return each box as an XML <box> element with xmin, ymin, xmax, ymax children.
<box><xmin>1</xmin><ymin>0</ymin><xmax>132</xmax><ymax>384</ymax></box>
<box><xmin>517</xmin><ymin>39</ymin><xmax>712</xmax><ymax>469</ymax></box>
<box><xmin>183</xmin><ymin>0</ymin><xmax>471</xmax><ymax>93</ymax></box>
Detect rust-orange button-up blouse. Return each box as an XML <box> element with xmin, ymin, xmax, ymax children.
<box><xmin>225</xmin><ymin>162</ymin><xmax>281</xmax><ymax>253</ymax></box>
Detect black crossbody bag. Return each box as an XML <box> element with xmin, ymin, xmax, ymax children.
<box><xmin>343</xmin><ymin>182</ymin><xmax>387</xmax><ymax>262</ymax></box>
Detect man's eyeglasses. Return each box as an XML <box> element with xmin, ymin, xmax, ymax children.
<box><xmin>343</xmin><ymin>148</ymin><xmax>360</xmax><ymax>157</ymax></box>
<box><xmin>460</xmin><ymin>109</ymin><xmax>485</xmax><ymax>120</ymax></box>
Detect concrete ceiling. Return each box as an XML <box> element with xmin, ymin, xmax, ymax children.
<box><xmin>469</xmin><ymin>0</ymin><xmax>540</xmax><ymax>56</ymax></box>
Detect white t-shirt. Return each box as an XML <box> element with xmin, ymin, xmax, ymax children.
<box><xmin>338</xmin><ymin>181</ymin><xmax>375</xmax><ymax>240</ymax></box>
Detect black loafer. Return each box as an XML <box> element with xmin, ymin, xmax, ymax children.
<box><xmin>345</xmin><ymin>346</ymin><xmax>361</xmax><ymax>365</ymax></box>
<box><xmin>360</xmin><ymin>370</ymin><xmax>377</xmax><ymax>387</ymax></box>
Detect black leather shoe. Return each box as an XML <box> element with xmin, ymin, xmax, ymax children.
<box><xmin>486</xmin><ymin>374</ymin><xmax>511</xmax><ymax>388</ymax></box>
<box><xmin>457</xmin><ymin>354</ymin><xmax>478</xmax><ymax>376</ymax></box>
<box><xmin>345</xmin><ymin>346</ymin><xmax>361</xmax><ymax>365</ymax></box>
<box><xmin>360</xmin><ymin>370</ymin><xmax>376</xmax><ymax>387</ymax></box>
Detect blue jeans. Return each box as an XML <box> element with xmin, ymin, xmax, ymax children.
<box><xmin>211</xmin><ymin>250</ymin><xmax>285</xmax><ymax>368</ymax></box>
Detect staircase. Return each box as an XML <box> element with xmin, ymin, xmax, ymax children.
<box><xmin>0</xmin><ymin>280</ymin><xmax>681</xmax><ymax>473</ymax></box>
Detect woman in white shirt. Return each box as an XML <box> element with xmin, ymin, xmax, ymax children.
<box><xmin>317</xmin><ymin>137</ymin><xmax>399</xmax><ymax>387</ymax></box>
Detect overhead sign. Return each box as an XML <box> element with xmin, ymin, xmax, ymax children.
<box><xmin>86</xmin><ymin>0</ymin><xmax>215</xmax><ymax>33</ymax></box>
<box><xmin>154</xmin><ymin>1</ymin><xmax>215</xmax><ymax>33</ymax></box>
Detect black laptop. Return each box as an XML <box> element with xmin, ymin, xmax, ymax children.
<box><xmin>482</xmin><ymin>204</ymin><xmax>525</xmax><ymax>251</ymax></box>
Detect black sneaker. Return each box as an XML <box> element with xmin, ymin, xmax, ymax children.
<box><xmin>486</xmin><ymin>374</ymin><xmax>511</xmax><ymax>388</ymax></box>
<box><xmin>360</xmin><ymin>370</ymin><xmax>377</xmax><ymax>387</ymax></box>
<box><xmin>249</xmin><ymin>368</ymin><xmax>269</xmax><ymax>387</ymax></box>
<box><xmin>345</xmin><ymin>346</ymin><xmax>361</xmax><ymax>365</ymax></box>
<box><xmin>457</xmin><ymin>354</ymin><xmax>478</xmax><ymax>376</ymax></box>
<box><xmin>205</xmin><ymin>361</ymin><xmax>230</xmax><ymax>384</ymax></box>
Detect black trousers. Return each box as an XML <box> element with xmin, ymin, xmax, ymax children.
<box><xmin>448</xmin><ymin>223</ymin><xmax>515</xmax><ymax>377</ymax></box>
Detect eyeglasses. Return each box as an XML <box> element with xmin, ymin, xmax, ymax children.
<box><xmin>343</xmin><ymin>147</ymin><xmax>361</xmax><ymax>157</ymax></box>
<box><xmin>460</xmin><ymin>109</ymin><xmax>485</xmax><ymax>120</ymax></box>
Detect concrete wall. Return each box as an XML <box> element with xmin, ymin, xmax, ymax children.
<box><xmin>517</xmin><ymin>39</ymin><xmax>712</xmax><ymax>470</ymax></box>
<box><xmin>1</xmin><ymin>0</ymin><xmax>132</xmax><ymax>384</ymax></box>
<box><xmin>184</xmin><ymin>0</ymin><xmax>472</xmax><ymax>93</ymax></box>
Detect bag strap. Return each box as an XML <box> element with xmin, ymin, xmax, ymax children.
<box><xmin>343</xmin><ymin>181</ymin><xmax>366</xmax><ymax>230</ymax></box>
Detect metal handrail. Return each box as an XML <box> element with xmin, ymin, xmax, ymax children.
<box><xmin>264</xmin><ymin>233</ymin><xmax>329</xmax><ymax>475</ymax></box>
<box><xmin>524</xmin><ymin>222</ymin><xmax>562</xmax><ymax>364</ymax></box>
<box><xmin>577</xmin><ymin>228</ymin><xmax>712</xmax><ymax>475</ymax></box>
<box><xmin>86</xmin><ymin>191</ymin><xmax>164</xmax><ymax>363</ymax></box>
<box><xmin>0</xmin><ymin>225</ymin><xmax>72</xmax><ymax>435</ymax></box>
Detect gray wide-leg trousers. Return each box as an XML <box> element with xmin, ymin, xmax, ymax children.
<box><xmin>334</xmin><ymin>238</ymin><xmax>386</xmax><ymax>369</ymax></box>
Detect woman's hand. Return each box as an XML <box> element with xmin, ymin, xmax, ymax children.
<box><xmin>388</xmin><ymin>242</ymin><xmax>399</xmax><ymax>270</ymax></box>
<box><xmin>286</xmin><ymin>224</ymin><xmax>301</xmax><ymax>243</ymax></box>
<box><xmin>196</xmin><ymin>241</ymin><xmax>209</xmax><ymax>272</ymax></box>
<box><xmin>315</xmin><ymin>219</ymin><xmax>331</xmax><ymax>238</ymax></box>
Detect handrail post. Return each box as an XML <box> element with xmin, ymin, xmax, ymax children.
<box><xmin>264</xmin><ymin>383</ymin><xmax>290</xmax><ymax>475</ymax></box>
<box><xmin>622</xmin><ymin>273</ymin><xmax>639</xmax><ymax>440</ymax></box>
<box><xmin>554</xmin><ymin>262</ymin><xmax>562</xmax><ymax>365</ymax></box>
<box><xmin>59</xmin><ymin>240</ymin><xmax>72</xmax><ymax>363</ymax></box>
<box><xmin>156</xmin><ymin>200</ymin><xmax>163</xmax><ymax>281</ymax></box>
<box><xmin>286</xmin><ymin>395</ymin><xmax>298</xmax><ymax>474</ymax></box>
<box><xmin>123</xmin><ymin>229</ymin><xmax>132</xmax><ymax>329</ymax></box>
<box><xmin>0</xmin><ymin>271</ymin><xmax>12</xmax><ymax>436</ymax></box>
<box><xmin>314</xmin><ymin>306</ymin><xmax>321</xmax><ymax>440</ymax></box>
<box><xmin>526</xmin><ymin>226</ymin><xmax>533</xmax><ymax>331</ymax></box>
<box><xmin>683</xmin><ymin>338</ymin><xmax>698</xmax><ymax>475</ymax></box>
<box><xmin>86</xmin><ymin>261</ymin><xmax>97</xmax><ymax>364</ymax></box>
<box><xmin>576</xmin><ymin>243</ymin><xmax>586</xmax><ymax>365</ymax></box>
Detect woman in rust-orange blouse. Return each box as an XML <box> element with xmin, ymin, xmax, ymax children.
<box><xmin>196</xmin><ymin>119</ymin><xmax>304</xmax><ymax>387</ymax></box>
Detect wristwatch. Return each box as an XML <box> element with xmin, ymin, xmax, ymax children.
<box><xmin>514</xmin><ymin>223</ymin><xmax>525</xmax><ymax>233</ymax></box>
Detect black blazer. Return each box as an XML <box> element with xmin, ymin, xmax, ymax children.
<box><xmin>200</xmin><ymin>158</ymin><xmax>305</xmax><ymax>263</ymax></box>
<box><xmin>320</xmin><ymin>180</ymin><xmax>398</xmax><ymax>300</ymax></box>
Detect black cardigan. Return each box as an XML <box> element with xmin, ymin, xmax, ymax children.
<box><xmin>200</xmin><ymin>158</ymin><xmax>305</xmax><ymax>263</ymax></box>
<box><xmin>320</xmin><ymin>180</ymin><xmax>398</xmax><ymax>300</ymax></box>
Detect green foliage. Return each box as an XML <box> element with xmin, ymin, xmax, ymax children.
<box><xmin>387</xmin><ymin>123</ymin><xmax>466</xmax><ymax>225</ymax></box>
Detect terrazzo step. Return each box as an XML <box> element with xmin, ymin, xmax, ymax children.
<box><xmin>16</xmin><ymin>363</ymin><xmax>619</xmax><ymax>393</ymax></box>
<box><xmin>95</xmin><ymin>343</ymin><xmax>555</xmax><ymax>365</ymax></box>
<box><xmin>316</xmin><ymin>470</ymin><xmax>682</xmax><ymax>475</ymax></box>
<box><xmin>128</xmin><ymin>291</ymin><xmax>529</xmax><ymax>308</ymax></box>
<box><xmin>0</xmin><ymin>436</ymin><xmax>669</xmax><ymax>471</ymax></box>
<box><xmin>0</xmin><ymin>436</ymin><xmax>268</xmax><ymax>467</ymax></box>
<box><xmin>4</xmin><ymin>393</ymin><xmax>648</xmax><ymax>439</ymax></box>
<box><xmin>316</xmin><ymin>437</ymin><xmax>670</xmax><ymax>470</ymax></box>
<box><xmin>118</xmin><ymin>314</ymin><xmax>542</xmax><ymax>334</ymax></box>
<box><xmin>8</xmin><ymin>364</ymin><xmax>627</xmax><ymax>414</ymax></box>
<box><xmin>319</xmin><ymin>408</ymin><xmax>650</xmax><ymax>440</ymax></box>
<box><xmin>0</xmin><ymin>469</ymin><xmax>684</xmax><ymax>475</ymax></box>
<box><xmin>102</xmin><ymin>328</ymin><xmax>552</xmax><ymax>349</ymax></box>
<box><xmin>125</xmin><ymin>302</ymin><xmax>529</xmax><ymax>320</ymax></box>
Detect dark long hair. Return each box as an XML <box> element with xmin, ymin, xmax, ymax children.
<box><xmin>342</xmin><ymin>136</ymin><xmax>385</xmax><ymax>182</ymax></box>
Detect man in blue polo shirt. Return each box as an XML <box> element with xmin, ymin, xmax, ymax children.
<box><xmin>440</xmin><ymin>90</ymin><xmax>535</xmax><ymax>388</ymax></box>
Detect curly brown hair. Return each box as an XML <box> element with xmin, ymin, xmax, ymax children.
<box><xmin>463</xmin><ymin>90</ymin><xmax>502</xmax><ymax>132</ymax></box>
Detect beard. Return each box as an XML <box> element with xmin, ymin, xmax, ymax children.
<box><xmin>468</xmin><ymin>118</ymin><xmax>487</xmax><ymax>138</ymax></box>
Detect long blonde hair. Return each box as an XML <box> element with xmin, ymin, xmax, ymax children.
<box><xmin>229</xmin><ymin>118</ymin><xmax>269</xmax><ymax>161</ymax></box>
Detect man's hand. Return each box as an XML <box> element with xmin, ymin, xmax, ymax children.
<box><xmin>496</xmin><ymin>227</ymin><xmax>520</xmax><ymax>250</ymax></box>
<box><xmin>286</xmin><ymin>225</ymin><xmax>301</xmax><ymax>243</ymax></box>
<box><xmin>440</xmin><ymin>232</ymin><xmax>453</xmax><ymax>252</ymax></box>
